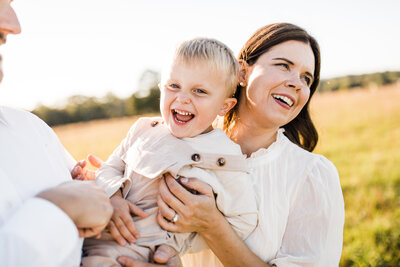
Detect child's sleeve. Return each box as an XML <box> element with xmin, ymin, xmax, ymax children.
<box><xmin>96</xmin><ymin>120</ymin><xmax>142</xmax><ymax>198</ymax></box>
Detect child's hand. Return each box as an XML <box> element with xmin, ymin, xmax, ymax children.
<box><xmin>108</xmin><ymin>190</ymin><xmax>148</xmax><ymax>246</ymax></box>
<box><xmin>71</xmin><ymin>154</ymin><xmax>103</xmax><ymax>180</ymax></box>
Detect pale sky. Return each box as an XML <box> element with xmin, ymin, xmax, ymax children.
<box><xmin>0</xmin><ymin>0</ymin><xmax>399</xmax><ymax>110</ymax></box>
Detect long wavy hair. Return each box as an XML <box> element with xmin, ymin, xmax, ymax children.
<box><xmin>224</xmin><ymin>23</ymin><xmax>321</xmax><ymax>152</ymax></box>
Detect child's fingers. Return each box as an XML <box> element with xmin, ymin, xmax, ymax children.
<box><xmin>88</xmin><ymin>154</ymin><xmax>104</xmax><ymax>169</ymax></box>
<box><xmin>79</xmin><ymin>160</ymin><xmax>87</xmax><ymax>168</ymax></box>
<box><xmin>113</xmin><ymin>216</ymin><xmax>136</xmax><ymax>244</ymax></box>
<box><xmin>108</xmin><ymin>220</ymin><xmax>127</xmax><ymax>246</ymax></box>
<box><xmin>121</xmin><ymin>214</ymin><xmax>140</xmax><ymax>240</ymax></box>
<box><xmin>71</xmin><ymin>165</ymin><xmax>82</xmax><ymax>179</ymax></box>
<box><xmin>128</xmin><ymin>202</ymin><xmax>148</xmax><ymax>218</ymax></box>
<box><xmin>82</xmin><ymin>168</ymin><xmax>96</xmax><ymax>180</ymax></box>
<box><xmin>76</xmin><ymin>174</ymin><xmax>85</xmax><ymax>181</ymax></box>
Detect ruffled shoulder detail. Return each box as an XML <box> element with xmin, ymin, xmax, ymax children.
<box><xmin>249</xmin><ymin>128</ymin><xmax>287</xmax><ymax>159</ymax></box>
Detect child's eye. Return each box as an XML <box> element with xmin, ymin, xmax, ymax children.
<box><xmin>194</xmin><ymin>88</ymin><xmax>207</xmax><ymax>94</ymax></box>
<box><xmin>167</xmin><ymin>83</ymin><xmax>180</xmax><ymax>90</ymax></box>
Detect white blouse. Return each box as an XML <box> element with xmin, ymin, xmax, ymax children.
<box><xmin>181</xmin><ymin>129</ymin><xmax>345</xmax><ymax>267</ymax></box>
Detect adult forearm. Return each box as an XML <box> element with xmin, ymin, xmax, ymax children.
<box><xmin>201</xmin><ymin>213</ymin><xmax>271</xmax><ymax>267</ymax></box>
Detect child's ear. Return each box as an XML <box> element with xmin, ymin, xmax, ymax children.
<box><xmin>218</xmin><ymin>97</ymin><xmax>237</xmax><ymax>116</ymax></box>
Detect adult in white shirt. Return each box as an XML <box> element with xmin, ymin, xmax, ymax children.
<box><xmin>155</xmin><ymin>23</ymin><xmax>345</xmax><ymax>267</ymax></box>
<box><xmin>0</xmin><ymin>1</ymin><xmax>113</xmax><ymax>266</ymax></box>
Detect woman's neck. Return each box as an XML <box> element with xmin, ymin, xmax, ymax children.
<box><xmin>227</xmin><ymin>119</ymin><xmax>279</xmax><ymax>157</ymax></box>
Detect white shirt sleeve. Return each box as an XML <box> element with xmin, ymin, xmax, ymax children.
<box><xmin>269</xmin><ymin>157</ymin><xmax>345</xmax><ymax>267</ymax></box>
<box><xmin>35</xmin><ymin>114</ymin><xmax>77</xmax><ymax>171</ymax></box>
<box><xmin>0</xmin><ymin>198</ymin><xmax>79</xmax><ymax>267</ymax></box>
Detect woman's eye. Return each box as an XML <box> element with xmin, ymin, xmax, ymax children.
<box><xmin>276</xmin><ymin>63</ymin><xmax>289</xmax><ymax>70</ymax></box>
<box><xmin>302</xmin><ymin>76</ymin><xmax>311</xmax><ymax>86</ymax></box>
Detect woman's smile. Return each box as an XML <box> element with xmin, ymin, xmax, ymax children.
<box><xmin>271</xmin><ymin>93</ymin><xmax>295</xmax><ymax>109</ymax></box>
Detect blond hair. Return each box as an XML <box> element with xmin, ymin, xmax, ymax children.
<box><xmin>163</xmin><ymin>37</ymin><xmax>239</xmax><ymax>96</ymax></box>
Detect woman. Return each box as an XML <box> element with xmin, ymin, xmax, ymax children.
<box><xmin>154</xmin><ymin>22</ymin><xmax>344</xmax><ymax>267</ymax></box>
<box><xmin>75</xmin><ymin>23</ymin><xmax>344</xmax><ymax>267</ymax></box>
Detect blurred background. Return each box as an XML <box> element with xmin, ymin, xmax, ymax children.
<box><xmin>1</xmin><ymin>0</ymin><xmax>399</xmax><ymax>266</ymax></box>
<box><xmin>1</xmin><ymin>0</ymin><xmax>399</xmax><ymax>110</ymax></box>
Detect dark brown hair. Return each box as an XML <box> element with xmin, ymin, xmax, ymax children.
<box><xmin>224</xmin><ymin>23</ymin><xmax>320</xmax><ymax>152</ymax></box>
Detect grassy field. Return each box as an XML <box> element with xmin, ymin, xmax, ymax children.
<box><xmin>54</xmin><ymin>84</ymin><xmax>400</xmax><ymax>266</ymax></box>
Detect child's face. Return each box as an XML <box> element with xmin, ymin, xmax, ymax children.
<box><xmin>160</xmin><ymin>60</ymin><xmax>236</xmax><ymax>138</ymax></box>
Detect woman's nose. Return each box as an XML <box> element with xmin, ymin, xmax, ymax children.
<box><xmin>284</xmin><ymin>73</ymin><xmax>302</xmax><ymax>91</ymax></box>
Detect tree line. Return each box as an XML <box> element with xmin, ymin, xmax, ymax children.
<box><xmin>32</xmin><ymin>70</ymin><xmax>400</xmax><ymax>126</ymax></box>
<box><xmin>319</xmin><ymin>70</ymin><xmax>400</xmax><ymax>92</ymax></box>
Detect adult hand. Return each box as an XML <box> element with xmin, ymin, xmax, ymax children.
<box><xmin>71</xmin><ymin>154</ymin><xmax>103</xmax><ymax>180</ymax></box>
<box><xmin>157</xmin><ymin>174</ymin><xmax>219</xmax><ymax>234</ymax></box>
<box><xmin>37</xmin><ymin>180</ymin><xmax>113</xmax><ymax>238</ymax></box>
<box><xmin>112</xmin><ymin>244</ymin><xmax>180</xmax><ymax>267</ymax></box>
<box><xmin>108</xmin><ymin>190</ymin><xmax>148</xmax><ymax>246</ymax></box>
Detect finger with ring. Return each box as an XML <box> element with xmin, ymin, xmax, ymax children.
<box><xmin>172</xmin><ymin>213</ymin><xmax>179</xmax><ymax>223</ymax></box>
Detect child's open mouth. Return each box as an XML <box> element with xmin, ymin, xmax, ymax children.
<box><xmin>172</xmin><ymin>109</ymin><xmax>195</xmax><ymax>124</ymax></box>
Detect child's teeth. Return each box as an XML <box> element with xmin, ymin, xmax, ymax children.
<box><xmin>175</xmin><ymin>110</ymin><xmax>192</xmax><ymax>115</ymax></box>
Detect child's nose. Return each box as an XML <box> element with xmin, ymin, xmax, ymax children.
<box><xmin>177</xmin><ymin>94</ymin><xmax>191</xmax><ymax>104</ymax></box>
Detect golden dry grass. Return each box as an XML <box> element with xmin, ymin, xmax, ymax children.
<box><xmin>54</xmin><ymin>116</ymin><xmax>141</xmax><ymax>163</ymax></box>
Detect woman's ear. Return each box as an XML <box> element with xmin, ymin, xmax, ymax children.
<box><xmin>218</xmin><ymin>97</ymin><xmax>237</xmax><ymax>116</ymax></box>
<box><xmin>238</xmin><ymin>59</ymin><xmax>249</xmax><ymax>87</ymax></box>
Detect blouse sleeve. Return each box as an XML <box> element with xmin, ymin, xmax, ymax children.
<box><xmin>269</xmin><ymin>156</ymin><xmax>345</xmax><ymax>267</ymax></box>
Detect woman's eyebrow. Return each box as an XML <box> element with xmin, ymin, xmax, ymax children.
<box><xmin>272</xmin><ymin>57</ymin><xmax>294</xmax><ymax>65</ymax></box>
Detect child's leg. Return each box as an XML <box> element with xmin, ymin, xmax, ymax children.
<box><xmin>82</xmin><ymin>235</ymin><xmax>151</xmax><ymax>267</ymax></box>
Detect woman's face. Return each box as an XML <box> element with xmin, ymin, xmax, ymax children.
<box><xmin>240</xmin><ymin>40</ymin><xmax>315</xmax><ymax>130</ymax></box>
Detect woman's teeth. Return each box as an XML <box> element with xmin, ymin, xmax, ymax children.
<box><xmin>272</xmin><ymin>94</ymin><xmax>294</xmax><ymax>107</ymax></box>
